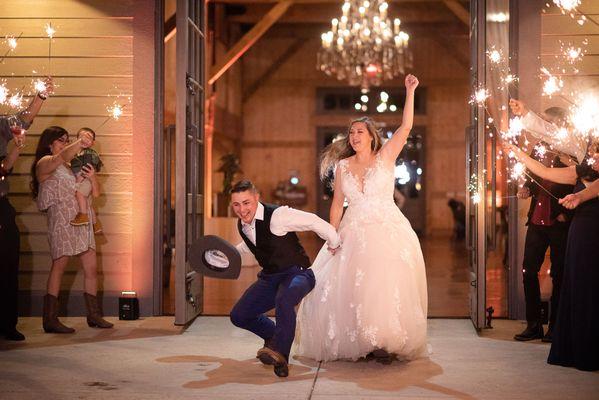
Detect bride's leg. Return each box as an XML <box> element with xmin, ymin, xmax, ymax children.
<box><xmin>273</xmin><ymin>268</ymin><xmax>316</xmax><ymax>360</ymax></box>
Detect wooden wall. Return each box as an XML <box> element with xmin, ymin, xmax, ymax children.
<box><xmin>1</xmin><ymin>0</ymin><xmax>155</xmax><ymax>315</ymax></box>
<box><xmin>238</xmin><ymin>33</ymin><xmax>469</xmax><ymax>234</ymax></box>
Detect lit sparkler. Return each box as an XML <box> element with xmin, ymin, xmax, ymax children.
<box><xmin>502</xmin><ymin>116</ymin><xmax>524</xmax><ymax>142</ymax></box>
<box><xmin>534</xmin><ymin>143</ymin><xmax>548</xmax><ymax>159</ymax></box>
<box><xmin>8</xmin><ymin>92</ymin><xmax>23</xmax><ymax>109</ymax></box>
<box><xmin>108</xmin><ymin>103</ymin><xmax>124</xmax><ymax>120</ymax></box>
<box><xmin>565</xmin><ymin>46</ymin><xmax>583</xmax><ymax>64</ymax></box>
<box><xmin>6</xmin><ymin>36</ymin><xmax>17</xmax><ymax>50</ymax></box>
<box><xmin>570</xmin><ymin>93</ymin><xmax>599</xmax><ymax>137</ymax></box>
<box><xmin>487</xmin><ymin>47</ymin><xmax>503</xmax><ymax>64</ymax></box>
<box><xmin>45</xmin><ymin>23</ymin><xmax>55</xmax><ymax>74</ymax></box>
<box><xmin>510</xmin><ymin>161</ymin><xmax>525</xmax><ymax>180</ymax></box>
<box><xmin>33</xmin><ymin>78</ymin><xmax>47</xmax><ymax>94</ymax></box>
<box><xmin>541</xmin><ymin>68</ymin><xmax>563</xmax><ymax>97</ymax></box>
<box><xmin>470</xmin><ymin>87</ymin><xmax>490</xmax><ymax>106</ymax></box>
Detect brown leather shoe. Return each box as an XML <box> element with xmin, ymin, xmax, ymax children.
<box><xmin>257</xmin><ymin>347</ymin><xmax>288</xmax><ymax>377</ymax></box>
<box><xmin>84</xmin><ymin>293</ymin><xmax>114</xmax><ymax>329</ymax></box>
<box><xmin>70</xmin><ymin>212</ymin><xmax>89</xmax><ymax>226</ymax></box>
<box><xmin>43</xmin><ymin>294</ymin><xmax>75</xmax><ymax>334</ymax></box>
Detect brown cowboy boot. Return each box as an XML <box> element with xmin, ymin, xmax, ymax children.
<box><xmin>84</xmin><ymin>293</ymin><xmax>113</xmax><ymax>328</ymax></box>
<box><xmin>43</xmin><ymin>294</ymin><xmax>75</xmax><ymax>334</ymax></box>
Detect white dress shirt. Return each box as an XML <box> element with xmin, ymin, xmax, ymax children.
<box><xmin>236</xmin><ymin>203</ymin><xmax>341</xmax><ymax>255</ymax></box>
<box><xmin>522</xmin><ymin>110</ymin><xmax>587</xmax><ymax>164</ymax></box>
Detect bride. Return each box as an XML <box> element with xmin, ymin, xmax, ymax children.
<box><xmin>296</xmin><ymin>75</ymin><xmax>428</xmax><ymax>362</ymax></box>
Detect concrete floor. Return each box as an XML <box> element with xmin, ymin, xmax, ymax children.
<box><xmin>1</xmin><ymin>317</ymin><xmax>598</xmax><ymax>399</ymax></box>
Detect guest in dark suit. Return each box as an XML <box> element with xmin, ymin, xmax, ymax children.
<box><xmin>507</xmin><ymin>143</ymin><xmax>599</xmax><ymax>371</ymax></box>
<box><xmin>515</xmin><ymin>145</ymin><xmax>574</xmax><ymax>342</ymax></box>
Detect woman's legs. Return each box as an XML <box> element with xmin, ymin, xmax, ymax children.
<box><xmin>80</xmin><ymin>249</ymin><xmax>97</xmax><ymax>296</ymax></box>
<box><xmin>80</xmin><ymin>249</ymin><xmax>112</xmax><ymax>328</ymax></box>
<box><xmin>46</xmin><ymin>256</ymin><xmax>69</xmax><ymax>297</ymax></box>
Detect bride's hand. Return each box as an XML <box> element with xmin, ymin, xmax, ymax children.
<box><xmin>405</xmin><ymin>74</ymin><xmax>419</xmax><ymax>91</ymax></box>
<box><xmin>327</xmin><ymin>245</ymin><xmax>340</xmax><ymax>255</ymax></box>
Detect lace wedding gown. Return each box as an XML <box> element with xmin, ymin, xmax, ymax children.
<box><xmin>296</xmin><ymin>154</ymin><xmax>429</xmax><ymax>361</ymax></box>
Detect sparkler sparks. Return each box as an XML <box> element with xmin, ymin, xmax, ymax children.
<box><xmin>33</xmin><ymin>78</ymin><xmax>47</xmax><ymax>94</ymax></box>
<box><xmin>510</xmin><ymin>161</ymin><xmax>526</xmax><ymax>180</ymax></box>
<box><xmin>470</xmin><ymin>87</ymin><xmax>490</xmax><ymax>106</ymax></box>
<box><xmin>6</xmin><ymin>35</ymin><xmax>18</xmax><ymax>50</ymax></box>
<box><xmin>553</xmin><ymin>0</ymin><xmax>581</xmax><ymax>13</ymax></box>
<box><xmin>8</xmin><ymin>92</ymin><xmax>23</xmax><ymax>109</ymax></box>
<box><xmin>502</xmin><ymin>116</ymin><xmax>524</xmax><ymax>142</ymax></box>
<box><xmin>107</xmin><ymin>103</ymin><xmax>124</xmax><ymax>120</ymax></box>
<box><xmin>502</xmin><ymin>74</ymin><xmax>518</xmax><ymax>85</ymax></box>
<box><xmin>565</xmin><ymin>46</ymin><xmax>583</xmax><ymax>63</ymax></box>
<box><xmin>534</xmin><ymin>143</ymin><xmax>548</xmax><ymax>159</ymax></box>
<box><xmin>487</xmin><ymin>48</ymin><xmax>503</xmax><ymax>64</ymax></box>
<box><xmin>45</xmin><ymin>23</ymin><xmax>56</xmax><ymax>39</ymax></box>
<box><xmin>541</xmin><ymin>69</ymin><xmax>563</xmax><ymax>97</ymax></box>
<box><xmin>570</xmin><ymin>93</ymin><xmax>599</xmax><ymax>137</ymax></box>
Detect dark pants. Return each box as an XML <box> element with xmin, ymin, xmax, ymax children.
<box><xmin>522</xmin><ymin>223</ymin><xmax>568</xmax><ymax>326</ymax></box>
<box><xmin>230</xmin><ymin>266</ymin><xmax>315</xmax><ymax>360</ymax></box>
<box><xmin>0</xmin><ymin>197</ymin><xmax>20</xmax><ymax>332</ymax></box>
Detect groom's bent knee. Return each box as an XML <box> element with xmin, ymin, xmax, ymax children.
<box><xmin>230</xmin><ymin>308</ymin><xmax>249</xmax><ymax>328</ymax></box>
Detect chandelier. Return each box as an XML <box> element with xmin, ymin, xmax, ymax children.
<box><xmin>317</xmin><ymin>0</ymin><xmax>412</xmax><ymax>89</ymax></box>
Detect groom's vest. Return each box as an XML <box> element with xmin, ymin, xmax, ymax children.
<box><xmin>238</xmin><ymin>203</ymin><xmax>310</xmax><ymax>274</ymax></box>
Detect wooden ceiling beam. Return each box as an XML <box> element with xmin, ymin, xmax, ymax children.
<box><xmin>208</xmin><ymin>0</ymin><xmax>294</xmax><ymax>85</ymax></box>
<box><xmin>442</xmin><ymin>0</ymin><xmax>469</xmax><ymax>26</ymax></box>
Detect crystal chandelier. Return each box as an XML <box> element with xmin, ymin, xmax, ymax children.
<box><xmin>317</xmin><ymin>0</ymin><xmax>412</xmax><ymax>89</ymax></box>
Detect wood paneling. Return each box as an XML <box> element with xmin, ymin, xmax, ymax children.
<box><xmin>1</xmin><ymin>0</ymin><xmax>145</xmax><ymax>299</ymax></box>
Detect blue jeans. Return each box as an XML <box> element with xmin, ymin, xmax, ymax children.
<box><xmin>230</xmin><ymin>266</ymin><xmax>316</xmax><ymax>360</ymax></box>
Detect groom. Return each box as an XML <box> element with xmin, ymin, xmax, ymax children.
<box><xmin>229</xmin><ymin>180</ymin><xmax>340</xmax><ymax>377</ymax></box>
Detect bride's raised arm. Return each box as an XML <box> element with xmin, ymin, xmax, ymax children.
<box><xmin>380</xmin><ymin>74</ymin><xmax>419</xmax><ymax>163</ymax></box>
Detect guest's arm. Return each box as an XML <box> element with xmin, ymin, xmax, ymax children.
<box><xmin>505</xmin><ymin>143</ymin><xmax>577</xmax><ymax>185</ymax></box>
<box><xmin>0</xmin><ymin>135</ymin><xmax>25</xmax><ymax>174</ymax></box>
<box><xmin>36</xmin><ymin>131</ymin><xmax>93</xmax><ymax>180</ymax></box>
<box><xmin>559</xmin><ymin>179</ymin><xmax>599</xmax><ymax>209</ymax></box>
<box><xmin>19</xmin><ymin>77</ymin><xmax>53</xmax><ymax>127</ymax></box>
<box><xmin>381</xmin><ymin>74</ymin><xmax>418</xmax><ymax>163</ymax></box>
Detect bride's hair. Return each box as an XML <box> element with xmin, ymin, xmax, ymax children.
<box><xmin>319</xmin><ymin>116</ymin><xmax>383</xmax><ymax>180</ymax></box>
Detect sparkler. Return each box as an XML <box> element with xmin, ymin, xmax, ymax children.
<box><xmin>8</xmin><ymin>92</ymin><xmax>23</xmax><ymax>109</ymax></box>
<box><xmin>108</xmin><ymin>103</ymin><xmax>124</xmax><ymax>120</ymax></box>
<box><xmin>487</xmin><ymin>47</ymin><xmax>503</xmax><ymax>64</ymax></box>
<box><xmin>470</xmin><ymin>87</ymin><xmax>490</xmax><ymax>106</ymax></box>
<box><xmin>33</xmin><ymin>78</ymin><xmax>47</xmax><ymax>94</ymax></box>
<box><xmin>45</xmin><ymin>23</ymin><xmax>55</xmax><ymax>74</ymax></box>
<box><xmin>551</xmin><ymin>0</ymin><xmax>599</xmax><ymax>27</ymax></box>
<box><xmin>570</xmin><ymin>93</ymin><xmax>599</xmax><ymax>138</ymax></box>
<box><xmin>1</xmin><ymin>32</ymin><xmax>22</xmax><ymax>64</ymax></box>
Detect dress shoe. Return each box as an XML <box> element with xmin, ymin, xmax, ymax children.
<box><xmin>257</xmin><ymin>346</ymin><xmax>288</xmax><ymax>377</ymax></box>
<box><xmin>371</xmin><ymin>348</ymin><xmax>394</xmax><ymax>365</ymax></box>
<box><xmin>541</xmin><ymin>326</ymin><xmax>553</xmax><ymax>343</ymax></box>
<box><xmin>514</xmin><ymin>322</ymin><xmax>544</xmax><ymax>341</ymax></box>
<box><xmin>2</xmin><ymin>328</ymin><xmax>25</xmax><ymax>341</ymax></box>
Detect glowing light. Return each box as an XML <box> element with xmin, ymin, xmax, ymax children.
<box><xmin>502</xmin><ymin>74</ymin><xmax>518</xmax><ymax>84</ymax></box>
<box><xmin>488</xmin><ymin>12</ymin><xmax>509</xmax><ymax>22</ymax></box>
<box><xmin>107</xmin><ymin>103</ymin><xmax>124</xmax><ymax>120</ymax></box>
<box><xmin>380</xmin><ymin>91</ymin><xmax>389</xmax><ymax>102</ymax></box>
<box><xmin>290</xmin><ymin>176</ymin><xmax>300</xmax><ymax>185</ymax></box>
<box><xmin>487</xmin><ymin>48</ymin><xmax>502</xmax><ymax>64</ymax></box>
<box><xmin>535</xmin><ymin>143</ymin><xmax>548</xmax><ymax>159</ymax></box>
<box><xmin>471</xmin><ymin>193</ymin><xmax>481</xmax><ymax>204</ymax></box>
<box><xmin>45</xmin><ymin>23</ymin><xmax>56</xmax><ymax>38</ymax></box>
<box><xmin>470</xmin><ymin>87</ymin><xmax>490</xmax><ymax>106</ymax></box>
<box><xmin>395</xmin><ymin>163</ymin><xmax>410</xmax><ymax>184</ymax></box>
<box><xmin>570</xmin><ymin>94</ymin><xmax>599</xmax><ymax>137</ymax></box>
<box><xmin>8</xmin><ymin>92</ymin><xmax>23</xmax><ymax>109</ymax></box>
<box><xmin>389</xmin><ymin>104</ymin><xmax>397</xmax><ymax>112</ymax></box>
<box><xmin>6</xmin><ymin>36</ymin><xmax>17</xmax><ymax>50</ymax></box>
<box><xmin>416</xmin><ymin>167</ymin><xmax>422</xmax><ymax>175</ymax></box>
<box><xmin>555</xmin><ymin>127</ymin><xmax>569</xmax><ymax>141</ymax></box>
<box><xmin>354</xmin><ymin>103</ymin><xmax>362</xmax><ymax>110</ymax></box>
<box><xmin>0</xmin><ymin>82</ymin><xmax>8</xmax><ymax>104</ymax></box>
<box><xmin>33</xmin><ymin>78</ymin><xmax>47</xmax><ymax>93</ymax></box>
<box><xmin>553</xmin><ymin>0</ymin><xmax>581</xmax><ymax>13</ymax></box>
<box><xmin>541</xmin><ymin>68</ymin><xmax>563</xmax><ymax>97</ymax></box>
<box><xmin>502</xmin><ymin>116</ymin><xmax>524</xmax><ymax>141</ymax></box>
<box><xmin>511</xmin><ymin>162</ymin><xmax>526</xmax><ymax>180</ymax></box>
<box><xmin>377</xmin><ymin>103</ymin><xmax>387</xmax><ymax>113</ymax></box>
<box><xmin>360</xmin><ymin>94</ymin><xmax>369</xmax><ymax>103</ymax></box>
<box><xmin>565</xmin><ymin>46</ymin><xmax>583</xmax><ymax>63</ymax></box>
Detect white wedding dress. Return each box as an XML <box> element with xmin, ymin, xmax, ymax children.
<box><xmin>295</xmin><ymin>154</ymin><xmax>429</xmax><ymax>361</ymax></box>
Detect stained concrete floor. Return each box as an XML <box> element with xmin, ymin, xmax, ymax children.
<box><xmin>1</xmin><ymin>317</ymin><xmax>598</xmax><ymax>399</ymax></box>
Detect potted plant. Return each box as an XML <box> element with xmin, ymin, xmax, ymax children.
<box><xmin>215</xmin><ymin>153</ymin><xmax>242</xmax><ymax>216</ymax></box>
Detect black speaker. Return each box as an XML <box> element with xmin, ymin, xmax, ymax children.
<box><xmin>119</xmin><ymin>292</ymin><xmax>139</xmax><ymax>320</ymax></box>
